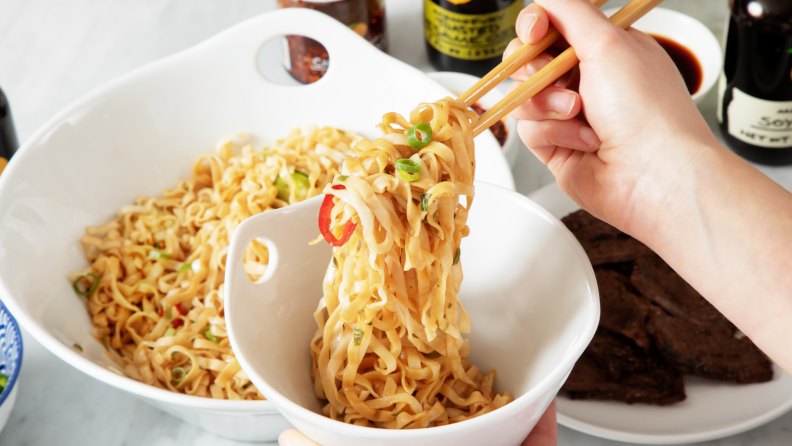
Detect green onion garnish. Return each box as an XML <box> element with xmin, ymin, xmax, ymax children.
<box><xmin>332</xmin><ymin>257</ymin><xmax>338</xmax><ymax>268</ymax></box>
<box><xmin>421</xmin><ymin>219</ymin><xmax>428</xmax><ymax>224</ymax></box>
<box><xmin>154</xmin><ymin>243</ymin><xmax>161</xmax><ymax>249</ymax></box>
<box><xmin>172</xmin><ymin>367</ymin><xmax>187</xmax><ymax>383</ymax></box>
<box><xmin>407</xmin><ymin>122</ymin><xmax>432</xmax><ymax>149</ymax></box>
<box><xmin>353</xmin><ymin>327</ymin><xmax>364</xmax><ymax>346</ymax></box>
<box><xmin>164</xmin><ymin>307</ymin><xmax>172</xmax><ymax>320</ymax></box>
<box><xmin>204</xmin><ymin>327</ymin><xmax>218</xmax><ymax>343</ymax></box>
<box><xmin>73</xmin><ymin>343</ymin><xmax>83</xmax><ymax>352</ymax></box>
<box><xmin>420</xmin><ymin>193</ymin><xmax>430</xmax><ymax>212</ymax></box>
<box><xmin>367</xmin><ymin>321</ymin><xmax>373</xmax><ymax>326</ymax></box>
<box><xmin>423</xmin><ymin>351</ymin><xmax>442</xmax><ymax>359</ymax></box>
<box><xmin>454</xmin><ymin>247</ymin><xmax>461</xmax><ymax>265</ymax></box>
<box><xmin>442</xmin><ymin>322</ymin><xmax>450</xmax><ymax>332</ymax></box>
<box><xmin>178</xmin><ymin>263</ymin><xmax>192</xmax><ymax>273</ymax></box>
<box><xmin>392</xmin><ymin>410</ymin><xmax>401</xmax><ymax>417</ymax></box>
<box><xmin>149</xmin><ymin>250</ymin><xmax>170</xmax><ymax>259</ymax></box>
<box><xmin>398</xmin><ymin>170</ymin><xmax>420</xmax><ymax>182</ymax></box>
<box><xmin>242</xmin><ymin>382</ymin><xmax>252</xmax><ymax>389</ymax></box>
<box><xmin>395</xmin><ymin>159</ymin><xmax>421</xmax><ymax>173</ymax></box>
<box><xmin>72</xmin><ymin>273</ymin><xmax>99</xmax><ymax>296</ymax></box>
<box><xmin>164</xmin><ymin>327</ymin><xmax>176</xmax><ymax>337</ymax></box>
<box><xmin>0</xmin><ymin>373</ymin><xmax>7</xmax><ymax>392</ymax></box>
<box><xmin>448</xmin><ymin>303</ymin><xmax>452</xmax><ymax>309</ymax></box>
<box><xmin>433</xmin><ymin>209</ymin><xmax>437</xmax><ymax>219</ymax></box>
<box><xmin>275</xmin><ymin>172</ymin><xmax>311</xmax><ymax>201</ymax></box>
<box><xmin>337</xmin><ymin>175</ymin><xmax>348</xmax><ymax>182</ymax></box>
<box><xmin>101</xmin><ymin>335</ymin><xmax>108</xmax><ymax>344</ymax></box>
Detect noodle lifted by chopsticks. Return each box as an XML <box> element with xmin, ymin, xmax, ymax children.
<box><xmin>312</xmin><ymin>97</ymin><xmax>513</xmax><ymax>428</ymax></box>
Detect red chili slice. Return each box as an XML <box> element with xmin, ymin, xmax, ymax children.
<box><xmin>319</xmin><ymin>185</ymin><xmax>357</xmax><ymax>247</ymax></box>
<box><xmin>159</xmin><ymin>304</ymin><xmax>185</xmax><ymax>328</ymax></box>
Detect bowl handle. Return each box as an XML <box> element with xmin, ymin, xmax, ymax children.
<box><xmin>224</xmin><ymin>195</ymin><xmax>328</xmax><ymax>298</ymax></box>
<box><xmin>189</xmin><ymin>8</ymin><xmax>378</xmax><ymax>85</ymax></box>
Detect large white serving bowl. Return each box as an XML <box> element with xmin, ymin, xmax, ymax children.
<box><xmin>224</xmin><ymin>182</ymin><xmax>600</xmax><ymax>446</ymax></box>
<box><xmin>0</xmin><ymin>9</ymin><xmax>513</xmax><ymax>442</ymax></box>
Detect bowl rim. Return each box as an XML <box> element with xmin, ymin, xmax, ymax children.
<box><xmin>602</xmin><ymin>6</ymin><xmax>723</xmax><ymax>102</ymax></box>
<box><xmin>0</xmin><ymin>299</ymin><xmax>23</xmax><ymax>408</ymax></box>
<box><xmin>229</xmin><ymin>181</ymin><xmax>601</xmax><ymax>439</ymax></box>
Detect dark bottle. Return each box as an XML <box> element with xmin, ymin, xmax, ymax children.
<box><xmin>424</xmin><ymin>0</ymin><xmax>521</xmax><ymax>77</ymax></box>
<box><xmin>718</xmin><ymin>0</ymin><xmax>792</xmax><ymax>165</ymax></box>
<box><xmin>0</xmin><ymin>86</ymin><xmax>19</xmax><ymax>176</ymax></box>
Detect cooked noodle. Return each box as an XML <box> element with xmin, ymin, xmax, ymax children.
<box><xmin>71</xmin><ymin>126</ymin><xmax>359</xmax><ymax>399</ymax></box>
<box><xmin>311</xmin><ymin>98</ymin><xmax>513</xmax><ymax>428</ymax></box>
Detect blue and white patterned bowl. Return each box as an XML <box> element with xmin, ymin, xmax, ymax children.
<box><xmin>0</xmin><ymin>299</ymin><xmax>22</xmax><ymax>433</ymax></box>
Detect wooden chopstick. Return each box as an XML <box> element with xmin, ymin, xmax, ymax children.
<box><xmin>470</xmin><ymin>0</ymin><xmax>667</xmax><ymax>137</ymax></box>
<box><xmin>458</xmin><ymin>0</ymin><xmax>611</xmax><ymax>107</ymax></box>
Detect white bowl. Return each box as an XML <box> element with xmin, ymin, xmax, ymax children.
<box><xmin>0</xmin><ymin>9</ymin><xmax>513</xmax><ymax>442</ymax></box>
<box><xmin>604</xmin><ymin>7</ymin><xmax>723</xmax><ymax>105</ymax></box>
<box><xmin>427</xmin><ymin>72</ymin><xmax>521</xmax><ymax>168</ymax></box>
<box><xmin>224</xmin><ymin>182</ymin><xmax>600</xmax><ymax>446</ymax></box>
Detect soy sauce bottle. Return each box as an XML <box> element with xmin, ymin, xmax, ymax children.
<box><xmin>0</xmin><ymin>86</ymin><xmax>18</xmax><ymax>177</ymax></box>
<box><xmin>424</xmin><ymin>0</ymin><xmax>522</xmax><ymax>77</ymax></box>
<box><xmin>718</xmin><ymin>0</ymin><xmax>792</xmax><ymax>165</ymax></box>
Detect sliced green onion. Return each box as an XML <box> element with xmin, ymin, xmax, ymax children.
<box><xmin>0</xmin><ymin>372</ymin><xmax>7</xmax><ymax>391</ymax></box>
<box><xmin>391</xmin><ymin>410</ymin><xmax>401</xmax><ymax>417</ymax></box>
<box><xmin>204</xmin><ymin>327</ymin><xmax>218</xmax><ymax>343</ymax></box>
<box><xmin>423</xmin><ymin>351</ymin><xmax>442</xmax><ymax>359</ymax></box>
<box><xmin>398</xmin><ymin>170</ymin><xmax>420</xmax><ymax>182</ymax></box>
<box><xmin>164</xmin><ymin>327</ymin><xmax>176</xmax><ymax>337</ymax></box>
<box><xmin>332</xmin><ymin>257</ymin><xmax>338</xmax><ymax>268</ymax></box>
<box><xmin>448</xmin><ymin>303</ymin><xmax>452</xmax><ymax>309</ymax></box>
<box><xmin>101</xmin><ymin>335</ymin><xmax>108</xmax><ymax>344</ymax></box>
<box><xmin>171</xmin><ymin>351</ymin><xmax>182</xmax><ymax>360</ymax></box>
<box><xmin>337</xmin><ymin>175</ymin><xmax>348</xmax><ymax>182</ymax></box>
<box><xmin>353</xmin><ymin>327</ymin><xmax>364</xmax><ymax>346</ymax></box>
<box><xmin>275</xmin><ymin>172</ymin><xmax>311</xmax><ymax>201</ymax></box>
<box><xmin>407</xmin><ymin>122</ymin><xmax>432</xmax><ymax>149</ymax></box>
<box><xmin>367</xmin><ymin>321</ymin><xmax>373</xmax><ymax>326</ymax></box>
<box><xmin>72</xmin><ymin>273</ymin><xmax>99</xmax><ymax>296</ymax></box>
<box><xmin>178</xmin><ymin>263</ymin><xmax>192</xmax><ymax>274</ymax></box>
<box><xmin>172</xmin><ymin>367</ymin><xmax>187</xmax><ymax>383</ymax></box>
<box><xmin>395</xmin><ymin>159</ymin><xmax>421</xmax><ymax>173</ymax></box>
<box><xmin>421</xmin><ymin>219</ymin><xmax>428</xmax><ymax>224</ymax></box>
<box><xmin>73</xmin><ymin>343</ymin><xmax>83</xmax><ymax>352</ymax></box>
<box><xmin>453</xmin><ymin>247</ymin><xmax>461</xmax><ymax>265</ymax></box>
<box><xmin>433</xmin><ymin>209</ymin><xmax>437</xmax><ymax>219</ymax></box>
<box><xmin>420</xmin><ymin>193</ymin><xmax>430</xmax><ymax>212</ymax></box>
<box><xmin>149</xmin><ymin>250</ymin><xmax>170</xmax><ymax>259</ymax></box>
<box><xmin>154</xmin><ymin>243</ymin><xmax>161</xmax><ymax>249</ymax></box>
<box><xmin>242</xmin><ymin>382</ymin><xmax>252</xmax><ymax>389</ymax></box>
<box><xmin>164</xmin><ymin>307</ymin><xmax>173</xmax><ymax>320</ymax></box>
<box><xmin>442</xmin><ymin>322</ymin><xmax>450</xmax><ymax>332</ymax></box>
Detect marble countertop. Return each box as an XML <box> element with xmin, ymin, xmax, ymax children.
<box><xmin>1</xmin><ymin>0</ymin><xmax>792</xmax><ymax>445</ymax></box>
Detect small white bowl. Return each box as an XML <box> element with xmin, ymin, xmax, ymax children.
<box><xmin>427</xmin><ymin>72</ymin><xmax>521</xmax><ymax>168</ymax></box>
<box><xmin>225</xmin><ymin>182</ymin><xmax>600</xmax><ymax>446</ymax></box>
<box><xmin>604</xmin><ymin>7</ymin><xmax>723</xmax><ymax>104</ymax></box>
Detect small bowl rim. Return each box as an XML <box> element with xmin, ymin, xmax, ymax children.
<box><xmin>603</xmin><ymin>6</ymin><xmax>723</xmax><ymax>103</ymax></box>
<box><xmin>230</xmin><ymin>182</ymin><xmax>600</xmax><ymax>440</ymax></box>
<box><xmin>0</xmin><ymin>299</ymin><xmax>23</xmax><ymax>408</ymax></box>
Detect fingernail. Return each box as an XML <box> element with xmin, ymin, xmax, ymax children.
<box><xmin>524</xmin><ymin>55</ymin><xmax>552</xmax><ymax>77</ymax></box>
<box><xmin>579</xmin><ymin>126</ymin><xmax>601</xmax><ymax>148</ymax></box>
<box><xmin>548</xmin><ymin>91</ymin><xmax>576</xmax><ymax>115</ymax></box>
<box><xmin>278</xmin><ymin>433</ymin><xmax>294</xmax><ymax>446</ymax></box>
<box><xmin>519</xmin><ymin>14</ymin><xmax>537</xmax><ymax>41</ymax></box>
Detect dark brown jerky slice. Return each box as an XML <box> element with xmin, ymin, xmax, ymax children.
<box><xmin>596</xmin><ymin>268</ymin><xmax>652</xmax><ymax>349</ymax></box>
<box><xmin>563</xmin><ymin>210</ymin><xmax>650</xmax><ymax>265</ymax></box>
<box><xmin>562</xmin><ymin>353</ymin><xmax>686</xmax><ymax>406</ymax></box>
<box><xmin>632</xmin><ymin>254</ymin><xmax>734</xmax><ymax>334</ymax></box>
<box><xmin>647</xmin><ymin>307</ymin><xmax>773</xmax><ymax>384</ymax></box>
<box><xmin>586</xmin><ymin>329</ymin><xmax>648</xmax><ymax>381</ymax></box>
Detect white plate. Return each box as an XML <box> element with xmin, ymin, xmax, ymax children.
<box><xmin>529</xmin><ymin>182</ymin><xmax>792</xmax><ymax>444</ymax></box>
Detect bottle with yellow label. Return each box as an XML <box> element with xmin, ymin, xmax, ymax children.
<box><xmin>424</xmin><ymin>0</ymin><xmax>521</xmax><ymax>77</ymax></box>
<box><xmin>0</xmin><ymin>86</ymin><xmax>18</xmax><ymax>177</ymax></box>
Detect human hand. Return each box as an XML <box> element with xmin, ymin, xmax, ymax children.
<box><xmin>277</xmin><ymin>399</ymin><xmax>558</xmax><ymax>446</ymax></box>
<box><xmin>505</xmin><ymin>0</ymin><xmax>722</xmax><ymax>239</ymax></box>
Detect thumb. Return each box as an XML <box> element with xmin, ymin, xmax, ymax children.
<box><xmin>534</xmin><ymin>0</ymin><xmax>626</xmax><ymax>60</ymax></box>
<box><xmin>278</xmin><ymin>429</ymin><xmax>321</xmax><ymax>446</ymax></box>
